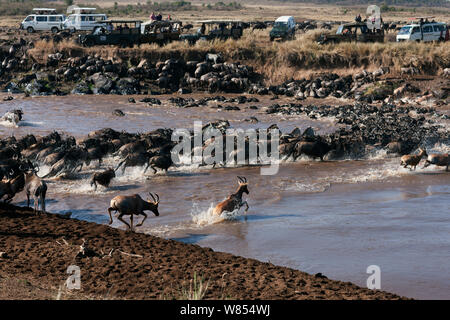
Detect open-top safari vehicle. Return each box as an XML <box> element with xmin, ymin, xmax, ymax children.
<box><xmin>180</xmin><ymin>20</ymin><xmax>244</xmax><ymax>45</ymax></box>
<box><xmin>317</xmin><ymin>22</ymin><xmax>384</xmax><ymax>45</ymax></box>
<box><xmin>78</xmin><ymin>19</ymin><xmax>143</xmax><ymax>47</ymax></box>
<box><xmin>140</xmin><ymin>20</ymin><xmax>182</xmax><ymax>46</ymax></box>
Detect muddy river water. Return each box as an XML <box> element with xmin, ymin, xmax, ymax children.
<box><xmin>1</xmin><ymin>94</ymin><xmax>449</xmax><ymax>299</ymax></box>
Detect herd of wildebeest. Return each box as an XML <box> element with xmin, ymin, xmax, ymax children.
<box><xmin>0</xmin><ymin>97</ymin><xmax>448</xmax><ymax>230</ymax></box>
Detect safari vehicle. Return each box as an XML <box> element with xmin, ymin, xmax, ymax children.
<box><xmin>317</xmin><ymin>22</ymin><xmax>384</xmax><ymax>44</ymax></box>
<box><xmin>78</xmin><ymin>20</ymin><xmax>142</xmax><ymax>48</ymax></box>
<box><xmin>140</xmin><ymin>20</ymin><xmax>182</xmax><ymax>46</ymax></box>
<box><xmin>270</xmin><ymin>16</ymin><xmax>295</xmax><ymax>41</ymax></box>
<box><xmin>63</xmin><ymin>7</ymin><xmax>107</xmax><ymax>32</ymax></box>
<box><xmin>20</xmin><ymin>8</ymin><xmax>66</xmax><ymax>33</ymax></box>
<box><xmin>396</xmin><ymin>21</ymin><xmax>448</xmax><ymax>42</ymax></box>
<box><xmin>180</xmin><ymin>20</ymin><xmax>243</xmax><ymax>45</ymax></box>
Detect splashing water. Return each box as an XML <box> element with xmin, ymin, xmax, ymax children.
<box><xmin>191</xmin><ymin>203</ymin><xmax>241</xmax><ymax>226</ymax></box>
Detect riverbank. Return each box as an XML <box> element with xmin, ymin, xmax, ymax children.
<box><xmin>0</xmin><ymin>203</ymin><xmax>405</xmax><ymax>300</ymax></box>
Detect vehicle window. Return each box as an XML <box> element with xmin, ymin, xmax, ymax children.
<box><xmin>412</xmin><ymin>27</ymin><xmax>420</xmax><ymax>34</ymax></box>
<box><xmin>36</xmin><ymin>16</ymin><xmax>47</xmax><ymax>22</ymax></box>
<box><xmin>81</xmin><ymin>16</ymin><xmax>86</xmax><ymax>21</ymax></box>
<box><xmin>25</xmin><ymin>16</ymin><xmax>34</xmax><ymax>22</ymax></box>
<box><xmin>434</xmin><ymin>25</ymin><xmax>445</xmax><ymax>32</ymax></box>
<box><xmin>422</xmin><ymin>25</ymin><xmax>433</xmax><ymax>33</ymax></box>
<box><xmin>49</xmin><ymin>16</ymin><xmax>57</xmax><ymax>22</ymax></box>
<box><xmin>398</xmin><ymin>26</ymin><xmax>411</xmax><ymax>35</ymax></box>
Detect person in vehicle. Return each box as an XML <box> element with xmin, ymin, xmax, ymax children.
<box><xmin>156</xmin><ymin>13</ymin><xmax>162</xmax><ymax>21</ymax></box>
<box><xmin>150</xmin><ymin>12</ymin><xmax>156</xmax><ymax>21</ymax></box>
<box><xmin>200</xmin><ymin>23</ymin><xmax>206</xmax><ymax>35</ymax></box>
<box><xmin>106</xmin><ymin>22</ymin><xmax>113</xmax><ymax>32</ymax></box>
<box><xmin>355</xmin><ymin>14</ymin><xmax>362</xmax><ymax>22</ymax></box>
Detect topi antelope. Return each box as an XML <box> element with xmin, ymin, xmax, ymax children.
<box><xmin>213</xmin><ymin>176</ymin><xmax>249</xmax><ymax>216</ymax></box>
<box><xmin>107</xmin><ymin>192</ymin><xmax>160</xmax><ymax>231</ymax></box>
<box><xmin>400</xmin><ymin>148</ymin><xmax>427</xmax><ymax>171</ymax></box>
<box><xmin>423</xmin><ymin>153</ymin><xmax>449</xmax><ymax>171</ymax></box>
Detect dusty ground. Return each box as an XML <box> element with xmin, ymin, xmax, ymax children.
<box><xmin>0</xmin><ymin>203</ymin><xmax>407</xmax><ymax>300</ymax></box>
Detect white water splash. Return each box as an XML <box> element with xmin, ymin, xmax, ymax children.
<box><xmin>191</xmin><ymin>202</ymin><xmax>241</xmax><ymax>226</ymax></box>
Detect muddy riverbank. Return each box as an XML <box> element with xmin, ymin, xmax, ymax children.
<box><xmin>0</xmin><ymin>203</ymin><xmax>406</xmax><ymax>300</ymax></box>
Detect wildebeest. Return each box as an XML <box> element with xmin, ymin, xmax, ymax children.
<box><xmin>423</xmin><ymin>153</ymin><xmax>449</xmax><ymax>171</ymax></box>
<box><xmin>292</xmin><ymin>140</ymin><xmax>333</xmax><ymax>161</ymax></box>
<box><xmin>148</xmin><ymin>154</ymin><xmax>173</xmax><ymax>173</ymax></box>
<box><xmin>90</xmin><ymin>168</ymin><xmax>116</xmax><ymax>190</ymax></box>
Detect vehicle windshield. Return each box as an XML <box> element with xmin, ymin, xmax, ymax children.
<box><xmin>398</xmin><ymin>26</ymin><xmax>412</xmax><ymax>35</ymax></box>
<box><xmin>336</xmin><ymin>25</ymin><xmax>344</xmax><ymax>34</ymax></box>
<box><xmin>24</xmin><ymin>16</ymin><xmax>34</xmax><ymax>22</ymax></box>
<box><xmin>274</xmin><ymin>22</ymin><xmax>287</xmax><ymax>29</ymax></box>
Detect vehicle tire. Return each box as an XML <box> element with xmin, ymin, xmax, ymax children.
<box><xmin>119</xmin><ymin>40</ymin><xmax>129</xmax><ymax>48</ymax></box>
<box><xmin>51</xmin><ymin>27</ymin><xmax>59</xmax><ymax>34</ymax></box>
<box><xmin>27</xmin><ymin>27</ymin><xmax>34</xmax><ymax>34</ymax></box>
<box><xmin>84</xmin><ymin>38</ymin><xmax>95</xmax><ymax>47</ymax></box>
<box><xmin>70</xmin><ymin>28</ymin><xmax>76</xmax><ymax>33</ymax></box>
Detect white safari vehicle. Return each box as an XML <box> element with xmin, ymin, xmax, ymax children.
<box><xmin>63</xmin><ymin>7</ymin><xmax>107</xmax><ymax>32</ymax></box>
<box><xmin>20</xmin><ymin>8</ymin><xmax>66</xmax><ymax>33</ymax></box>
<box><xmin>396</xmin><ymin>22</ymin><xmax>448</xmax><ymax>42</ymax></box>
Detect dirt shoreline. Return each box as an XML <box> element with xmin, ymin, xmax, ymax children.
<box><xmin>0</xmin><ymin>203</ymin><xmax>407</xmax><ymax>300</ymax></box>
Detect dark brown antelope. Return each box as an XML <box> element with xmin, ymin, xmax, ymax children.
<box><xmin>423</xmin><ymin>153</ymin><xmax>449</xmax><ymax>171</ymax></box>
<box><xmin>107</xmin><ymin>192</ymin><xmax>160</xmax><ymax>231</ymax></box>
<box><xmin>400</xmin><ymin>148</ymin><xmax>427</xmax><ymax>171</ymax></box>
<box><xmin>213</xmin><ymin>176</ymin><xmax>249</xmax><ymax>216</ymax></box>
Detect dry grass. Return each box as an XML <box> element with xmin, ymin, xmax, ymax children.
<box><xmin>27</xmin><ymin>28</ymin><xmax>450</xmax><ymax>83</ymax></box>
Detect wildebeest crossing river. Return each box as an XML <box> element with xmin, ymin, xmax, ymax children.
<box><xmin>1</xmin><ymin>94</ymin><xmax>449</xmax><ymax>299</ymax></box>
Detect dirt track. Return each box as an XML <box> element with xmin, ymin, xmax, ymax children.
<box><xmin>0</xmin><ymin>203</ymin><xmax>406</xmax><ymax>300</ymax></box>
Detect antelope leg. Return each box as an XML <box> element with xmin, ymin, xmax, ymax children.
<box><xmin>107</xmin><ymin>207</ymin><xmax>115</xmax><ymax>224</ymax></box>
<box><xmin>136</xmin><ymin>211</ymin><xmax>147</xmax><ymax>227</ymax></box>
<box><xmin>117</xmin><ymin>213</ymin><xmax>131</xmax><ymax>230</ymax></box>
<box><xmin>241</xmin><ymin>201</ymin><xmax>249</xmax><ymax>213</ymax></box>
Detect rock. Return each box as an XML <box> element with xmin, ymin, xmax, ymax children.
<box><xmin>24</xmin><ymin>79</ymin><xmax>45</xmax><ymax>96</ymax></box>
<box><xmin>140</xmin><ymin>97</ymin><xmax>161</xmax><ymax>105</ymax></box>
<box><xmin>128</xmin><ymin>97</ymin><xmax>136</xmax><ymax>103</ymax></box>
<box><xmin>178</xmin><ymin>87</ymin><xmax>192</xmax><ymax>94</ymax></box>
<box><xmin>88</xmin><ymin>73</ymin><xmax>113</xmax><ymax>94</ymax></box>
<box><xmin>5</xmin><ymin>82</ymin><xmax>22</xmax><ymax>94</ymax></box>
<box><xmin>116</xmin><ymin>77</ymin><xmax>139</xmax><ymax>95</ymax></box>
<box><xmin>71</xmin><ymin>80</ymin><xmax>92</xmax><ymax>95</ymax></box>
<box><xmin>444</xmin><ymin>68</ymin><xmax>450</xmax><ymax>78</ymax></box>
